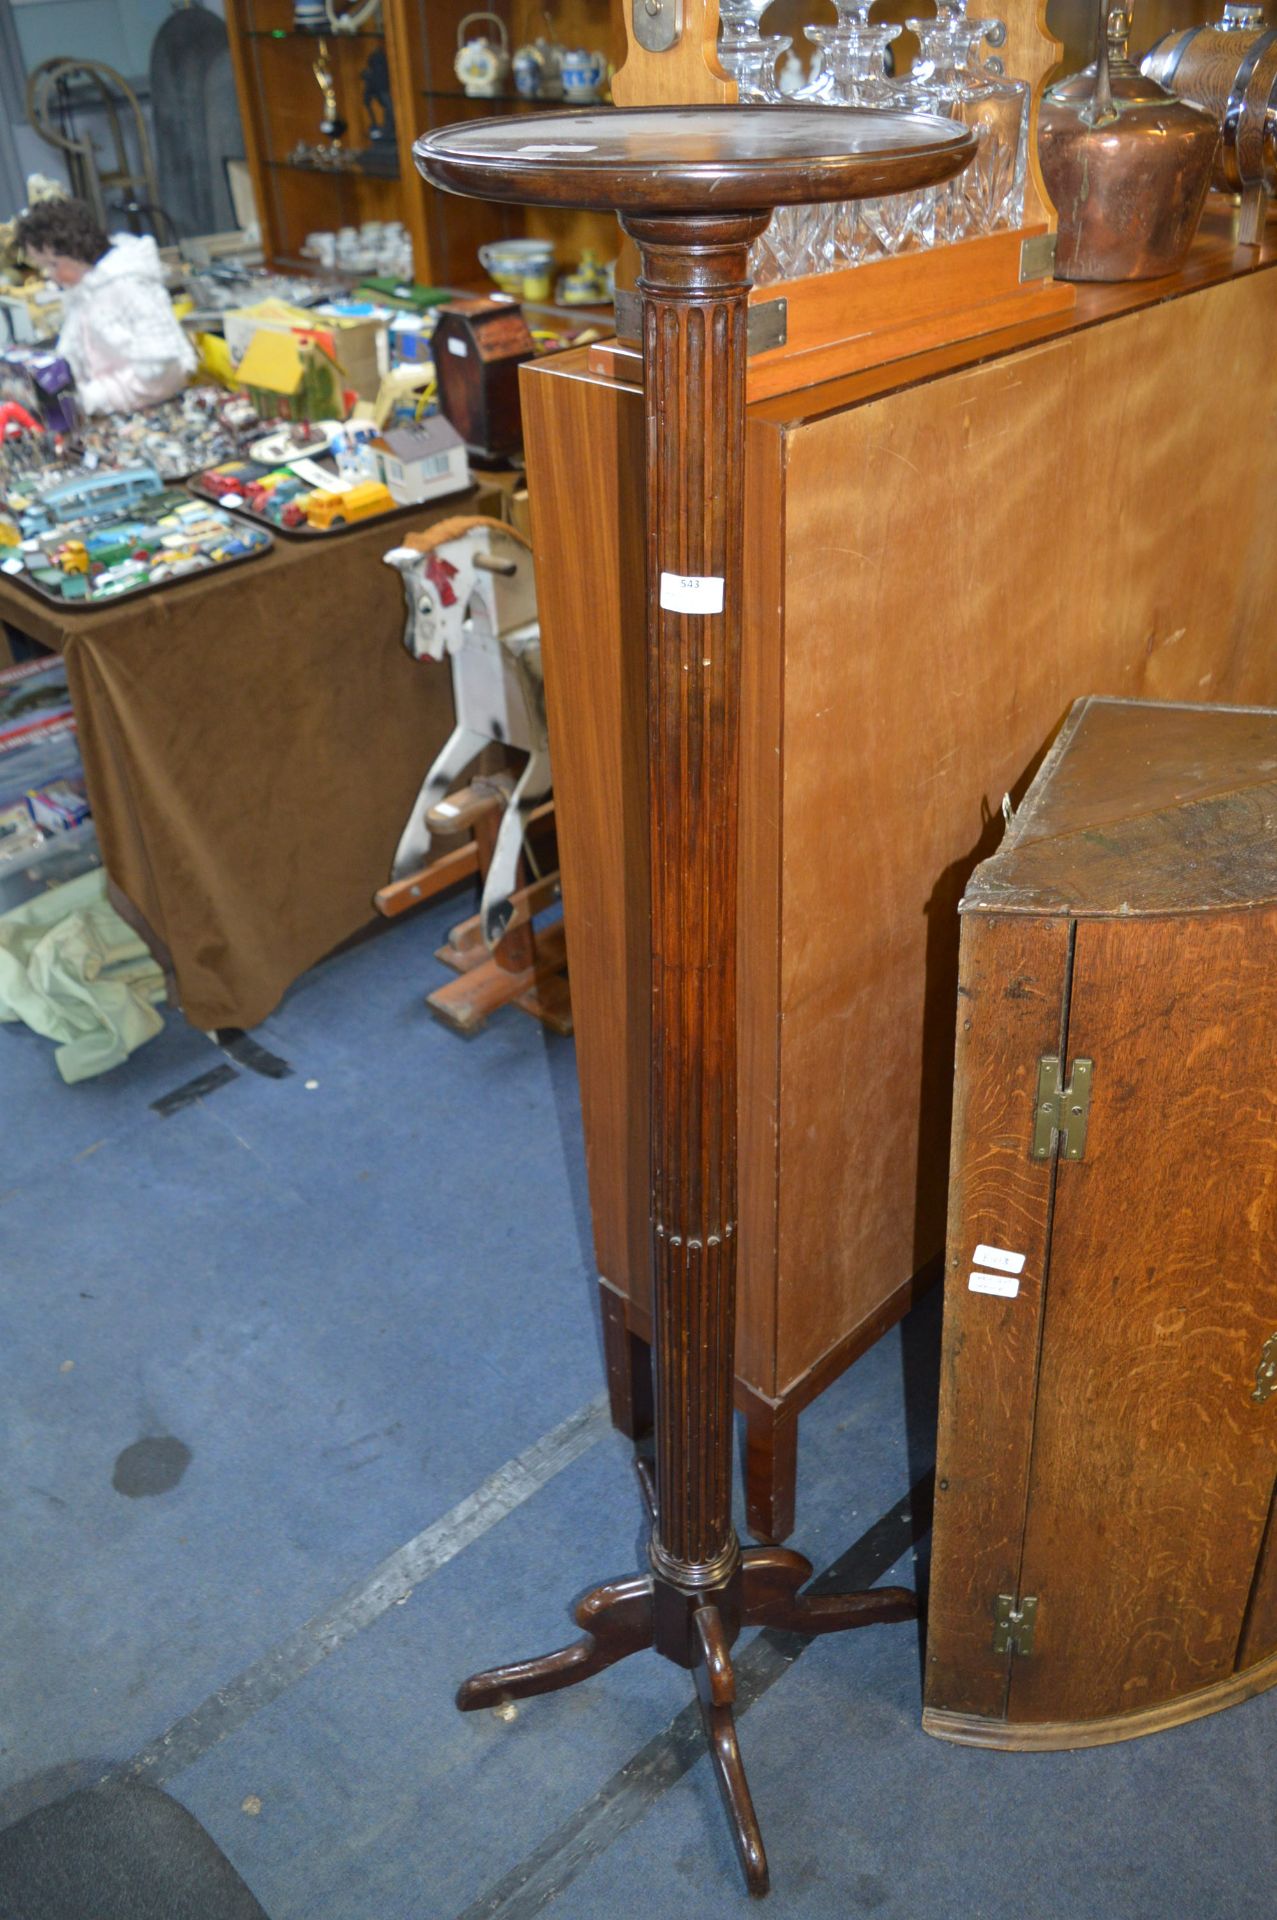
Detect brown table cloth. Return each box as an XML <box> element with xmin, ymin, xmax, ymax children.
<box><xmin>0</xmin><ymin>487</ymin><xmax>498</xmax><ymax>1030</ymax></box>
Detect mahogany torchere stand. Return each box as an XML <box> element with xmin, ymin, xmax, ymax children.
<box><xmin>415</xmin><ymin>107</ymin><xmax>974</xmax><ymax>1896</ymax></box>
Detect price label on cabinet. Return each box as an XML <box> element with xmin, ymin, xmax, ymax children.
<box><xmin>660</xmin><ymin>572</ymin><xmax>724</xmax><ymax>615</ymax></box>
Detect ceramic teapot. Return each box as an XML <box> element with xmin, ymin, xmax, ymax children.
<box><xmin>512</xmin><ymin>34</ymin><xmax>564</xmax><ymax>98</ymax></box>
<box><xmin>454</xmin><ymin>12</ymin><xmax>511</xmax><ymax>98</ymax></box>
<box><xmin>560</xmin><ymin>46</ymin><xmax>607</xmax><ymax>102</ymax></box>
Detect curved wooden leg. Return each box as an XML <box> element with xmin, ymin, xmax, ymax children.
<box><xmin>693</xmin><ymin>1606</ymin><xmax>769</xmax><ymax>1898</ymax></box>
<box><xmin>740</xmin><ymin>1545</ymin><xmax>917</xmax><ymax>1636</ymax></box>
<box><xmin>457</xmin><ymin>1574</ymin><xmax>655</xmax><ymax>1711</ymax></box>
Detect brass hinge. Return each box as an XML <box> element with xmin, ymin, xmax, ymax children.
<box><xmin>1252</xmin><ymin>1331</ymin><xmax>1277</xmax><ymax>1403</ymax></box>
<box><xmin>1032</xmin><ymin>1055</ymin><xmax>1094</xmax><ymax>1161</ymax></box>
<box><xmin>1019</xmin><ymin>233</ymin><xmax>1057</xmax><ymax>282</ymax></box>
<box><xmin>993</xmin><ymin>1593</ymin><xmax>1038</xmax><ymax>1656</ymax></box>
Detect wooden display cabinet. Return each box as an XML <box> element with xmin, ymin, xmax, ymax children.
<box><xmin>226</xmin><ymin>0</ymin><xmax>623</xmax><ymax>284</ymax></box>
<box><xmin>925</xmin><ymin>696</ymin><xmax>1277</xmax><ymax>1749</ymax></box>
<box><xmin>392</xmin><ymin>0</ymin><xmax>625</xmax><ymax>288</ymax></box>
<box><xmin>226</xmin><ymin>0</ymin><xmax>413</xmax><ymax>271</ymax></box>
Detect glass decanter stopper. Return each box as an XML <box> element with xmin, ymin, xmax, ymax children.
<box><xmin>718</xmin><ymin>0</ymin><xmax>790</xmax><ymax>101</ymax></box>
<box><xmin>795</xmin><ymin>0</ymin><xmax>876</xmax><ymax>102</ymax></box>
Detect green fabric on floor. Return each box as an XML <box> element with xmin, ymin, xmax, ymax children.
<box><xmin>0</xmin><ymin>867</ymin><xmax>165</xmax><ymax>1082</ymax></box>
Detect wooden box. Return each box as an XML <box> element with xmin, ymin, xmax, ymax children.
<box><xmin>925</xmin><ymin>696</ymin><xmax>1277</xmax><ymax>1749</ymax></box>
<box><xmin>433</xmin><ymin>301</ymin><xmax>535</xmax><ymax>463</ymax></box>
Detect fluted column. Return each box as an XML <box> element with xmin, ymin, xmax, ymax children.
<box><xmin>621</xmin><ymin>210</ymin><xmax>769</xmax><ymax>1594</ymax></box>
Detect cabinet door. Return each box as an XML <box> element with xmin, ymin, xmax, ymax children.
<box><xmin>924</xmin><ymin>910</ymin><xmax>1071</xmax><ymax>1723</ymax></box>
<box><xmin>1009</xmin><ymin>909</ymin><xmax>1277</xmax><ymax>1727</ymax></box>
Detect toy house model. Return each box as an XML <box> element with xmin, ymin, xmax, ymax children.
<box><xmin>360</xmin><ymin>418</ymin><xmax>469</xmax><ymax>506</ymax></box>
<box><xmin>236</xmin><ymin>330</ymin><xmax>347</xmax><ymax>423</ymax></box>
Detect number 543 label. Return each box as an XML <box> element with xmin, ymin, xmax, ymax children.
<box><xmin>660</xmin><ymin>572</ymin><xmax>725</xmax><ymax>615</ymax></box>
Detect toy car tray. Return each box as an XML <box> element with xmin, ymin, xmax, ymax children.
<box><xmin>194</xmin><ymin>453</ymin><xmax>475</xmax><ymax>539</ymax></box>
<box><xmin>0</xmin><ymin>500</ymin><xmax>274</xmax><ymax>611</ymax></box>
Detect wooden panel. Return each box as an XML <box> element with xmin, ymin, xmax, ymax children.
<box><xmin>736</xmin><ymin>413</ymin><xmax>786</xmax><ymax>1393</ymax></box>
<box><xmin>611</xmin><ymin>0</ymin><xmax>730</xmax><ymax>107</ymax></box>
<box><xmin>746</xmin><ymin>232</ymin><xmax>1074</xmax><ymax>403</ymax></box>
<box><xmin>224</xmin><ymin>0</ymin><xmax>273</xmax><ymax>247</ymax></box>
<box><xmin>966</xmin><ymin>695</ymin><xmax>1277</xmax><ymax>917</ymax></box>
<box><xmin>1010</xmin><ymin>909</ymin><xmax>1277</xmax><ymax>1724</ymax></box>
<box><xmin>383</xmin><ymin>0</ymin><xmax>432</xmax><ymax>282</ymax></box>
<box><xmin>927</xmin><ymin>1643</ymin><xmax>1277</xmax><ymax>1749</ymax></box>
<box><xmin>520</xmin><ymin>358</ymin><xmax>650</xmax><ymax>1314</ymax></box>
<box><xmin>526</xmin><ymin>260</ymin><xmax>1277</xmax><ymax>1501</ymax></box>
<box><xmin>922</xmin><ymin>911</ymin><xmax>1069</xmax><ymax>1723</ymax></box>
<box><xmin>772</xmin><ymin>265</ymin><xmax>1277</xmax><ymax>1394</ymax></box>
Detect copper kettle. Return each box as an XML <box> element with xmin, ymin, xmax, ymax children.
<box><xmin>1038</xmin><ymin>4</ymin><xmax>1220</xmax><ymax>280</ymax></box>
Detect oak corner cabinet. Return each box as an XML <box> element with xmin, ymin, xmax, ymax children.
<box><xmin>522</xmin><ymin>219</ymin><xmax>1277</xmax><ymax>1545</ymax></box>
<box><xmin>924</xmin><ymin>694</ymin><xmax>1277</xmax><ymax>1750</ymax></box>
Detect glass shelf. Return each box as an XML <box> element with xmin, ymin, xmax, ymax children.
<box><xmin>248</xmin><ymin>27</ymin><xmax>385</xmax><ymax>41</ymax></box>
<box><xmin>421</xmin><ymin>88</ymin><xmax>616</xmax><ymax>110</ymax></box>
<box><xmin>269</xmin><ymin>154</ymin><xmax>401</xmax><ymax>181</ymax></box>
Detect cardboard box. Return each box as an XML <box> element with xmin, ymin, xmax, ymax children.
<box><xmin>222</xmin><ymin>299</ymin><xmax>386</xmax><ymax>402</ymax></box>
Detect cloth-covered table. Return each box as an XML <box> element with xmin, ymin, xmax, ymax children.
<box><xmin>0</xmin><ymin>488</ymin><xmax>498</xmax><ymax>1030</ymax></box>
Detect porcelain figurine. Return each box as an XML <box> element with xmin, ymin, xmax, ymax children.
<box><xmin>513</xmin><ymin>35</ymin><xmax>564</xmax><ymax>99</ymax></box>
<box><xmin>559</xmin><ymin>46</ymin><xmax>606</xmax><ymax>102</ymax></box>
<box><xmin>556</xmin><ymin>250</ymin><xmax>612</xmax><ymax>306</ymax></box>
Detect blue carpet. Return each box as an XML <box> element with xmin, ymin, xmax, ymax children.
<box><xmin>3</xmin><ymin>891</ymin><xmax>1275</xmax><ymax>1916</ymax></box>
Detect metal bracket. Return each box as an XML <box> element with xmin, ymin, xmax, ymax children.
<box><xmin>613</xmin><ymin>287</ymin><xmax>640</xmax><ymax>344</ymax></box>
<box><xmin>1019</xmin><ymin>232</ymin><xmax>1057</xmax><ymax>282</ymax></box>
<box><xmin>749</xmin><ymin>298</ymin><xmax>787</xmax><ymax>354</ymax></box>
<box><xmin>614</xmin><ymin>290</ymin><xmax>788</xmax><ymax>357</ymax></box>
<box><xmin>993</xmin><ymin>1593</ymin><xmax>1038</xmax><ymax>1656</ymax></box>
<box><xmin>1253</xmin><ymin>1331</ymin><xmax>1277</xmax><ymax>1404</ymax></box>
<box><xmin>1032</xmin><ymin>1055</ymin><xmax>1094</xmax><ymax>1162</ymax></box>
<box><xmin>632</xmin><ymin>0</ymin><xmax>681</xmax><ymax>54</ymax></box>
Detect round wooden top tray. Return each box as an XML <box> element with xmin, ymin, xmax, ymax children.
<box><xmin>414</xmin><ymin>105</ymin><xmax>976</xmax><ymax>214</ymax></box>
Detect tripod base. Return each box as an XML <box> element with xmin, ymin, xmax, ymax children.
<box><xmin>456</xmin><ymin>1543</ymin><xmax>916</xmax><ymax>1897</ymax></box>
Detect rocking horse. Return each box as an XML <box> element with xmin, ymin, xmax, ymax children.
<box><xmin>377</xmin><ymin>514</ymin><xmax>568</xmax><ymax>1033</ymax></box>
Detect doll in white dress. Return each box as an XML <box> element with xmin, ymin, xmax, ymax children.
<box><xmin>15</xmin><ymin>199</ymin><xmax>195</xmax><ymax>416</ymax></box>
